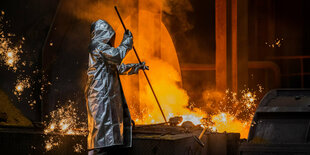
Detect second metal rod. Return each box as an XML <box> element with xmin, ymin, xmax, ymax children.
<box><xmin>114</xmin><ymin>6</ymin><xmax>167</xmax><ymax>123</ymax></box>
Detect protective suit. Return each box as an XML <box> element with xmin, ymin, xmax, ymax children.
<box><xmin>86</xmin><ymin>19</ymin><xmax>146</xmax><ymax>150</ymax></box>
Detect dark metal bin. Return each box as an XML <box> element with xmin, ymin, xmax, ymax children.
<box><xmin>240</xmin><ymin>89</ymin><xmax>310</xmax><ymax>155</ymax></box>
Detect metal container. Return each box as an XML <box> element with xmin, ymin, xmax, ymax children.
<box><xmin>130</xmin><ymin>124</ymin><xmax>240</xmax><ymax>155</ymax></box>
<box><xmin>129</xmin><ymin>124</ymin><xmax>207</xmax><ymax>155</ymax></box>
<box><xmin>240</xmin><ymin>89</ymin><xmax>310</xmax><ymax>155</ymax></box>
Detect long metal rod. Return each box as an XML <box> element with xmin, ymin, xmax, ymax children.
<box><xmin>114</xmin><ymin>6</ymin><xmax>167</xmax><ymax>123</ymax></box>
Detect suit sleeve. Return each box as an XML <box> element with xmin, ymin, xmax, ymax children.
<box><xmin>117</xmin><ymin>63</ymin><xmax>141</xmax><ymax>75</ymax></box>
<box><xmin>93</xmin><ymin>32</ymin><xmax>133</xmax><ymax>65</ymax></box>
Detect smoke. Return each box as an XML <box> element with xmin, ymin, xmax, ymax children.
<box><xmin>62</xmin><ymin>0</ymin><xmax>136</xmax><ymax>30</ymax></box>
<box><xmin>162</xmin><ymin>0</ymin><xmax>194</xmax><ymax>32</ymax></box>
<box><xmin>62</xmin><ymin>0</ymin><xmax>194</xmax><ymax>31</ymax></box>
<box><xmin>60</xmin><ymin>0</ymin><xmax>200</xmax><ymax>124</ymax></box>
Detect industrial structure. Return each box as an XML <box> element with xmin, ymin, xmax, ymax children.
<box><xmin>0</xmin><ymin>0</ymin><xmax>310</xmax><ymax>154</ymax></box>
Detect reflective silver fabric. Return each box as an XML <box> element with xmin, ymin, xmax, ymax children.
<box><xmin>86</xmin><ymin>19</ymin><xmax>142</xmax><ymax>149</ymax></box>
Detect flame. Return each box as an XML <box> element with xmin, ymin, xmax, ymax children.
<box><xmin>114</xmin><ymin>10</ymin><xmax>205</xmax><ymax>126</ymax></box>
<box><xmin>211</xmin><ymin>112</ymin><xmax>250</xmax><ymax>137</ymax></box>
<box><xmin>112</xmin><ymin>5</ymin><xmax>263</xmax><ymax>139</ymax></box>
<box><xmin>181</xmin><ymin>114</ymin><xmax>203</xmax><ymax>125</ymax></box>
<box><xmin>202</xmin><ymin>88</ymin><xmax>262</xmax><ymax>138</ymax></box>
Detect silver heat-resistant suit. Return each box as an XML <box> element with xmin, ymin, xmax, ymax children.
<box><xmin>86</xmin><ymin>19</ymin><xmax>146</xmax><ymax>150</ymax></box>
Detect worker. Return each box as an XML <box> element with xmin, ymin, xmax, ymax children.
<box><xmin>86</xmin><ymin>19</ymin><xmax>148</xmax><ymax>155</ymax></box>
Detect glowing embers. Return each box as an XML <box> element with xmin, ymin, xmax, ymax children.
<box><xmin>0</xmin><ymin>36</ymin><xmax>23</xmax><ymax>71</ymax></box>
<box><xmin>0</xmin><ymin>10</ymin><xmax>38</xmax><ymax>108</ymax></box>
<box><xmin>132</xmin><ymin>86</ymin><xmax>263</xmax><ymax>139</ymax></box>
<box><xmin>0</xmin><ymin>11</ymin><xmax>24</xmax><ymax>71</ymax></box>
<box><xmin>73</xmin><ymin>143</ymin><xmax>84</xmax><ymax>153</ymax></box>
<box><xmin>202</xmin><ymin>86</ymin><xmax>263</xmax><ymax>138</ymax></box>
<box><xmin>44</xmin><ymin>137</ymin><xmax>59</xmax><ymax>151</ymax></box>
<box><xmin>133</xmin><ymin>85</ymin><xmax>263</xmax><ymax>139</ymax></box>
<box><xmin>43</xmin><ymin>100</ymin><xmax>87</xmax><ymax>152</ymax></box>
<box><xmin>265</xmin><ymin>38</ymin><xmax>284</xmax><ymax>48</ymax></box>
<box><xmin>43</xmin><ymin>100</ymin><xmax>87</xmax><ymax>136</ymax></box>
<box><xmin>14</xmin><ymin>77</ymin><xmax>30</xmax><ymax>97</ymax></box>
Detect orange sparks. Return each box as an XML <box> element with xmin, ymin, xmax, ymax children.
<box><xmin>44</xmin><ymin>137</ymin><xmax>60</xmax><ymax>152</ymax></box>
<box><xmin>43</xmin><ymin>101</ymin><xmax>87</xmax><ymax>136</ymax></box>
<box><xmin>43</xmin><ymin>101</ymin><xmax>87</xmax><ymax>152</ymax></box>
<box><xmin>73</xmin><ymin>144</ymin><xmax>83</xmax><ymax>153</ymax></box>
<box><xmin>15</xmin><ymin>84</ymin><xmax>23</xmax><ymax>92</ymax></box>
<box><xmin>14</xmin><ymin>78</ymin><xmax>30</xmax><ymax>96</ymax></box>
<box><xmin>249</xmin><ymin>97</ymin><xmax>255</xmax><ymax>102</ymax></box>
<box><xmin>7</xmin><ymin>58</ymin><xmax>14</xmax><ymax>65</ymax></box>
<box><xmin>0</xmin><ymin>12</ymin><xmax>23</xmax><ymax>71</ymax></box>
<box><xmin>45</xmin><ymin>143</ymin><xmax>52</xmax><ymax>151</ymax></box>
<box><xmin>247</xmin><ymin>92</ymin><xmax>252</xmax><ymax>97</ymax></box>
<box><xmin>6</xmin><ymin>52</ymin><xmax>13</xmax><ymax>57</ymax></box>
<box><xmin>265</xmin><ymin>38</ymin><xmax>284</xmax><ymax>48</ymax></box>
<box><xmin>60</xmin><ymin>122</ymin><xmax>70</xmax><ymax>131</ymax></box>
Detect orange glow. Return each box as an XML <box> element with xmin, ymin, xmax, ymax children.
<box><xmin>211</xmin><ymin>112</ymin><xmax>250</xmax><ymax>138</ymax></box>
<box><xmin>114</xmin><ymin>11</ymin><xmax>205</xmax><ymax>126</ymax></box>
<box><xmin>202</xmin><ymin>88</ymin><xmax>261</xmax><ymax>138</ymax></box>
<box><xmin>110</xmin><ymin>5</ymin><xmax>262</xmax><ymax>139</ymax></box>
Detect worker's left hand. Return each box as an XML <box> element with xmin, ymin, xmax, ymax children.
<box><xmin>139</xmin><ymin>62</ymin><xmax>149</xmax><ymax>70</ymax></box>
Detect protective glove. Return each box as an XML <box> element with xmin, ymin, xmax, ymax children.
<box><xmin>138</xmin><ymin>61</ymin><xmax>149</xmax><ymax>70</ymax></box>
<box><xmin>125</xmin><ymin>29</ymin><xmax>132</xmax><ymax>37</ymax></box>
<box><xmin>120</xmin><ymin>29</ymin><xmax>133</xmax><ymax>50</ymax></box>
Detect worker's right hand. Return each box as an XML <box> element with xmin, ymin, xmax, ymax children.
<box><xmin>121</xmin><ymin>29</ymin><xmax>133</xmax><ymax>50</ymax></box>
